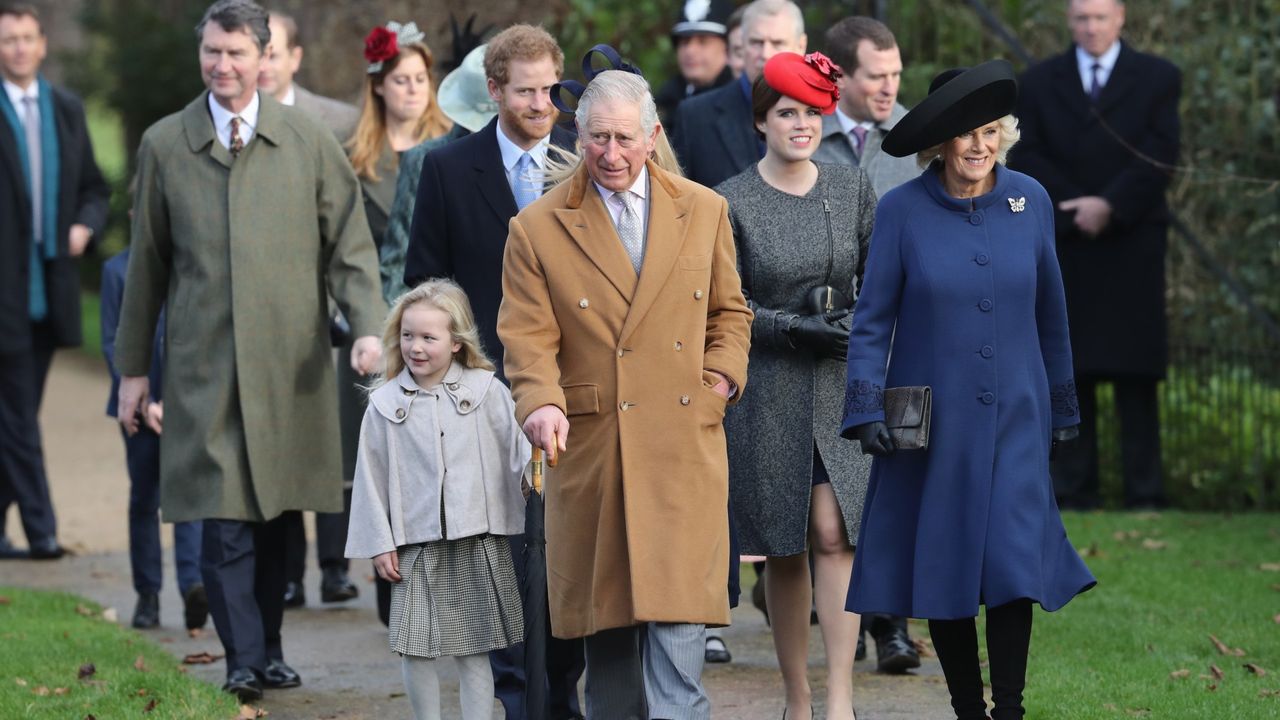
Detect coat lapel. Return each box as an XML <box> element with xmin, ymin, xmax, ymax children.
<box><xmin>554</xmin><ymin>167</ymin><xmax>637</xmax><ymax>301</ymax></box>
<box><xmin>0</xmin><ymin>111</ymin><xmax>25</xmax><ymax>207</ymax></box>
<box><xmin>713</xmin><ymin>86</ymin><xmax>756</xmax><ymax>168</ymax></box>
<box><xmin>1095</xmin><ymin>43</ymin><xmax>1138</xmax><ymax>116</ymax></box>
<box><xmin>183</xmin><ymin>92</ymin><xmax>231</xmax><ymax>168</ymax></box>
<box><xmin>618</xmin><ymin>161</ymin><xmax>691</xmax><ymax>343</ymax></box>
<box><xmin>1047</xmin><ymin>49</ymin><xmax>1093</xmax><ymax>125</ymax></box>
<box><xmin>474</xmin><ymin>119</ymin><xmax>519</xmax><ymax>222</ymax></box>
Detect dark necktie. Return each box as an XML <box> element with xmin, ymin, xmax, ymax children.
<box><xmin>1088</xmin><ymin>62</ymin><xmax>1104</xmax><ymax>102</ymax></box>
<box><xmin>229</xmin><ymin>116</ymin><xmax>245</xmax><ymax>157</ymax></box>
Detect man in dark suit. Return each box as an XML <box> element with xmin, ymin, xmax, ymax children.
<box><xmin>258</xmin><ymin>7</ymin><xmax>362</xmax><ymax>612</ymax></box>
<box><xmin>0</xmin><ymin>2</ymin><xmax>109</xmax><ymax>560</ymax></box>
<box><xmin>673</xmin><ymin>0</ymin><xmax>806</xmax><ymax>188</ymax></box>
<box><xmin>1012</xmin><ymin>0</ymin><xmax>1179</xmax><ymax>509</ymax></box>
<box><xmin>403</xmin><ymin>24</ymin><xmax>586</xmax><ymax>720</ymax></box>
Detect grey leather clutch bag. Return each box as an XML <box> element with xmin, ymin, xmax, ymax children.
<box><xmin>884</xmin><ymin>386</ymin><xmax>931</xmax><ymax>451</ymax></box>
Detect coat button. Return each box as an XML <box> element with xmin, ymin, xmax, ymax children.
<box><xmin>447</xmin><ymin>383</ymin><xmax>459</xmax><ymax>390</ymax></box>
<box><xmin>680</xmin><ymin>395</ymin><xmax>690</xmax><ymax>405</ymax></box>
<box><xmin>979</xmin><ymin>299</ymin><xmax>993</xmax><ymax>312</ymax></box>
<box><xmin>980</xmin><ymin>392</ymin><xmax>995</xmax><ymax>404</ymax></box>
<box><xmin>619</xmin><ymin>401</ymin><xmax>631</xmax><ymax>411</ymax></box>
<box><xmin>617</xmin><ymin>348</ymin><xmax>624</xmax><ymax>358</ymax></box>
<box><xmin>395</xmin><ymin>408</ymin><xmax>406</xmax><ymax>419</ymax></box>
<box><xmin>969</xmin><ymin>213</ymin><xmax>983</xmax><ymax>225</ymax></box>
<box><xmin>980</xmin><ymin>345</ymin><xmax>994</xmax><ymax>358</ymax></box>
<box><xmin>694</xmin><ymin>290</ymin><xmax>704</xmax><ymax>300</ymax></box>
<box><xmin>402</xmin><ymin>387</ymin><xmax>415</xmax><ymax>396</ymax></box>
<box><xmin>579</xmin><ymin>298</ymin><xmax>589</xmax><ymax>309</ymax></box>
<box><xmin>975</xmin><ymin>253</ymin><xmax>990</xmax><ymax>266</ymax></box>
<box><xmin>460</xmin><ymin>400</ymin><xmax>471</xmax><ymax>410</ymax></box>
<box><xmin>674</xmin><ymin>341</ymin><xmax>683</xmax><ymax>351</ymax></box>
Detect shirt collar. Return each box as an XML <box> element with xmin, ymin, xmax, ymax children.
<box><xmin>1076</xmin><ymin>41</ymin><xmax>1121</xmax><ymax>74</ymax></box>
<box><xmin>495</xmin><ymin>120</ymin><xmax>550</xmax><ymax>171</ymax></box>
<box><xmin>594</xmin><ymin>164</ymin><xmax>649</xmax><ymax>204</ymax></box>
<box><xmin>3</xmin><ymin>78</ymin><xmax>38</xmax><ymax>107</ymax></box>
<box><xmin>834</xmin><ymin>106</ymin><xmax>875</xmax><ymax>135</ymax></box>
<box><xmin>280</xmin><ymin>85</ymin><xmax>296</xmax><ymax>107</ymax></box>
<box><xmin>207</xmin><ymin>90</ymin><xmax>261</xmax><ymax>135</ymax></box>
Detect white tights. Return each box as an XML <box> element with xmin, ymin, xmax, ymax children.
<box><xmin>401</xmin><ymin>652</ymin><xmax>494</xmax><ymax>720</ymax></box>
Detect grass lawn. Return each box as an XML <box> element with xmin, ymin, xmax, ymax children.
<box><xmin>1004</xmin><ymin>511</ymin><xmax>1280</xmax><ymax>718</ymax></box>
<box><xmin>0</xmin><ymin>587</ymin><xmax>239</xmax><ymax>719</ymax></box>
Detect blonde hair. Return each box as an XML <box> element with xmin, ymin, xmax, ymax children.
<box><xmin>544</xmin><ymin>70</ymin><xmax>685</xmax><ymax>187</ymax></box>
<box><xmin>916</xmin><ymin>113</ymin><xmax>1021</xmax><ymax>169</ymax></box>
<box><xmin>376</xmin><ymin>279</ymin><xmax>494</xmax><ymax>388</ymax></box>
<box><xmin>348</xmin><ymin>42</ymin><xmax>452</xmax><ymax>182</ymax></box>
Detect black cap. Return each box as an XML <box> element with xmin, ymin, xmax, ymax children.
<box><xmin>672</xmin><ymin>0</ymin><xmax>734</xmax><ymax>38</ymax></box>
<box><xmin>881</xmin><ymin>59</ymin><xmax>1018</xmax><ymax>158</ymax></box>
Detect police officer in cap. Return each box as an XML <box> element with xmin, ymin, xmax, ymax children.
<box><xmin>656</xmin><ymin>0</ymin><xmax>735</xmax><ymax>128</ymax></box>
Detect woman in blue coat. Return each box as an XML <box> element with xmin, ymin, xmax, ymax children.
<box><xmin>840</xmin><ymin>60</ymin><xmax>1095</xmax><ymax>720</ymax></box>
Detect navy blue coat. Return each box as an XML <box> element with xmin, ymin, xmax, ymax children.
<box><xmin>841</xmin><ymin>164</ymin><xmax>1096</xmax><ymax>619</ymax></box>
<box><xmin>101</xmin><ymin>249</ymin><xmax>164</xmax><ymax>418</ymax></box>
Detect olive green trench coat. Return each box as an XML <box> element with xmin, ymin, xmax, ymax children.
<box><xmin>115</xmin><ymin>92</ymin><xmax>386</xmax><ymax>524</ymax></box>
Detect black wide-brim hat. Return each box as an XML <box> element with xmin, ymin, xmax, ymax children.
<box><xmin>881</xmin><ymin>59</ymin><xmax>1018</xmax><ymax>158</ymax></box>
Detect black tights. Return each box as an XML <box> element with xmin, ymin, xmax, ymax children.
<box><xmin>929</xmin><ymin>600</ymin><xmax>1033</xmax><ymax>720</ymax></box>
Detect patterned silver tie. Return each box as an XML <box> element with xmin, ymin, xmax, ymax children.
<box><xmin>21</xmin><ymin>96</ymin><xmax>41</xmax><ymax>246</ymax></box>
<box><xmin>614</xmin><ymin>191</ymin><xmax>644</xmax><ymax>273</ymax></box>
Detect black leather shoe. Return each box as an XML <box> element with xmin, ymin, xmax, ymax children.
<box><xmin>183</xmin><ymin>584</ymin><xmax>209</xmax><ymax>630</ymax></box>
<box><xmin>28</xmin><ymin>539</ymin><xmax>66</xmax><ymax>560</ymax></box>
<box><xmin>856</xmin><ymin>630</ymin><xmax>867</xmax><ymax>661</ymax></box>
<box><xmin>875</xmin><ymin>628</ymin><xmax>921</xmax><ymax>674</ymax></box>
<box><xmin>282</xmin><ymin>581</ymin><xmax>305</xmax><ymax>609</ymax></box>
<box><xmin>704</xmin><ymin>635</ymin><xmax>731</xmax><ymax>663</ymax></box>
<box><xmin>263</xmin><ymin>659</ymin><xmax>302</xmax><ymax>688</ymax></box>
<box><xmin>0</xmin><ymin>536</ymin><xmax>28</xmax><ymax>559</ymax></box>
<box><xmin>320</xmin><ymin>566</ymin><xmax>359</xmax><ymax>603</ymax></box>
<box><xmin>132</xmin><ymin>592</ymin><xmax>160</xmax><ymax>629</ymax></box>
<box><xmin>223</xmin><ymin>667</ymin><xmax>263</xmax><ymax>702</ymax></box>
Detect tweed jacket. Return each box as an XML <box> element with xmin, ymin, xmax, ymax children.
<box><xmin>498</xmin><ymin>160</ymin><xmax>752</xmax><ymax>638</ymax></box>
<box><xmin>812</xmin><ymin>103</ymin><xmax>921</xmax><ymax>200</ymax></box>
<box><xmin>717</xmin><ymin>163</ymin><xmax>875</xmax><ymax>555</ymax></box>
<box><xmin>114</xmin><ymin>92</ymin><xmax>385</xmax><ymax>524</ymax></box>
<box><xmin>346</xmin><ymin>363</ymin><xmax>529</xmax><ymax>558</ymax></box>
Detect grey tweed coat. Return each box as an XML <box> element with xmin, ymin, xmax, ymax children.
<box><xmin>716</xmin><ymin>163</ymin><xmax>876</xmax><ymax>556</ymax></box>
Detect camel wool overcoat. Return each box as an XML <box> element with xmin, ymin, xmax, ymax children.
<box><xmin>498</xmin><ymin>161</ymin><xmax>753</xmax><ymax>639</ymax></box>
<box><xmin>114</xmin><ymin>93</ymin><xmax>385</xmax><ymax>524</ymax></box>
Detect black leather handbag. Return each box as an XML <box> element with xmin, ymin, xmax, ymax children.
<box><xmin>884</xmin><ymin>386</ymin><xmax>932</xmax><ymax>451</ymax></box>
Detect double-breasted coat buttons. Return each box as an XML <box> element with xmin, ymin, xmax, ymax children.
<box><xmin>694</xmin><ymin>289</ymin><xmax>704</xmax><ymax>300</ymax></box>
<box><xmin>395</xmin><ymin>408</ymin><xmax>406</xmax><ymax>419</ymax></box>
<box><xmin>680</xmin><ymin>395</ymin><xmax>690</xmax><ymax>406</ymax></box>
<box><xmin>579</xmin><ymin>298</ymin><xmax>589</xmax><ymax>309</ymax></box>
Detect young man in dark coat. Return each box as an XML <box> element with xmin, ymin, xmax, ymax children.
<box><xmin>0</xmin><ymin>2</ymin><xmax>109</xmax><ymax>560</ymax></box>
<box><xmin>1011</xmin><ymin>0</ymin><xmax>1180</xmax><ymax>510</ymax></box>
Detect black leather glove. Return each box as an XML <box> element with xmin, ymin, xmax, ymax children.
<box><xmin>786</xmin><ymin>309</ymin><xmax>851</xmax><ymax>361</ymax></box>
<box><xmin>851</xmin><ymin>420</ymin><xmax>896</xmax><ymax>457</ymax></box>
<box><xmin>1050</xmin><ymin>425</ymin><xmax>1080</xmax><ymax>461</ymax></box>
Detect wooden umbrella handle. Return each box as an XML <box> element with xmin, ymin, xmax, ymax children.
<box><xmin>531</xmin><ymin>447</ymin><xmax>543</xmax><ymax>494</ymax></box>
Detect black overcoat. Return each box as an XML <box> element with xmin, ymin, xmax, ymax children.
<box><xmin>1011</xmin><ymin>43</ymin><xmax>1180</xmax><ymax>377</ymax></box>
<box><xmin>0</xmin><ymin>84</ymin><xmax>109</xmax><ymax>354</ymax></box>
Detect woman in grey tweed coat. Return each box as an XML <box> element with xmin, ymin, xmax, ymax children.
<box><xmin>716</xmin><ymin>52</ymin><xmax>875</xmax><ymax>720</ymax></box>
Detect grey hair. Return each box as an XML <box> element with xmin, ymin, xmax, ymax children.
<box><xmin>196</xmin><ymin>0</ymin><xmax>270</xmax><ymax>52</ymax></box>
<box><xmin>915</xmin><ymin>114</ymin><xmax>1021</xmax><ymax>169</ymax></box>
<box><xmin>575</xmin><ymin>71</ymin><xmax>660</xmax><ymax>139</ymax></box>
<box><xmin>742</xmin><ymin>0</ymin><xmax>805</xmax><ymax>41</ymax></box>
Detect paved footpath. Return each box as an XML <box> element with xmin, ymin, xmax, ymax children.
<box><xmin>0</xmin><ymin>351</ymin><xmax>953</xmax><ymax>719</ymax></box>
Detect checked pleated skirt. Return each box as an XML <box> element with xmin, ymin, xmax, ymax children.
<box><xmin>389</xmin><ymin>533</ymin><xmax>525</xmax><ymax>658</ymax></box>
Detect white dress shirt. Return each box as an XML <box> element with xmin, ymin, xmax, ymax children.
<box><xmin>208</xmin><ymin>91</ymin><xmax>260</xmax><ymax>150</ymax></box>
<box><xmin>3</xmin><ymin>77</ymin><xmax>38</xmax><ymax>112</ymax></box>
<box><xmin>1076</xmin><ymin>41</ymin><xmax>1121</xmax><ymax>95</ymax></box>
<box><xmin>280</xmin><ymin>85</ymin><xmax>296</xmax><ymax>107</ymax></box>
<box><xmin>495</xmin><ymin>121</ymin><xmax>551</xmax><ymax>200</ymax></box>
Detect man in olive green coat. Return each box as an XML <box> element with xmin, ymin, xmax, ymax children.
<box><xmin>114</xmin><ymin>0</ymin><xmax>384</xmax><ymax>702</ymax></box>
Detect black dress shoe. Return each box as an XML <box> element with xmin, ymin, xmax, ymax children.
<box><xmin>223</xmin><ymin>667</ymin><xmax>263</xmax><ymax>702</ymax></box>
<box><xmin>875</xmin><ymin>628</ymin><xmax>922</xmax><ymax>674</ymax></box>
<box><xmin>263</xmin><ymin>659</ymin><xmax>302</xmax><ymax>688</ymax></box>
<box><xmin>855</xmin><ymin>630</ymin><xmax>867</xmax><ymax>661</ymax></box>
<box><xmin>0</xmin><ymin>537</ymin><xmax>28</xmax><ymax>559</ymax></box>
<box><xmin>704</xmin><ymin>635</ymin><xmax>731</xmax><ymax>663</ymax></box>
<box><xmin>28</xmin><ymin>539</ymin><xmax>66</xmax><ymax>560</ymax></box>
<box><xmin>320</xmin><ymin>566</ymin><xmax>359</xmax><ymax>603</ymax></box>
<box><xmin>183</xmin><ymin>584</ymin><xmax>209</xmax><ymax>630</ymax></box>
<box><xmin>132</xmin><ymin>592</ymin><xmax>160</xmax><ymax>629</ymax></box>
<box><xmin>282</xmin><ymin>580</ymin><xmax>306</xmax><ymax>609</ymax></box>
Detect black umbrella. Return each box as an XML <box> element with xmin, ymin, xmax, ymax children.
<box><xmin>522</xmin><ymin>446</ymin><xmax>552</xmax><ymax>720</ymax></box>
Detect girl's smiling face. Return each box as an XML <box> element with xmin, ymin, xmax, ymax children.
<box><xmin>400</xmin><ymin>302</ymin><xmax>460</xmax><ymax>389</ymax></box>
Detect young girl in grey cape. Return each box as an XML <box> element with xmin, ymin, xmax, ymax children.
<box><xmin>346</xmin><ymin>279</ymin><xmax>527</xmax><ymax>720</ymax></box>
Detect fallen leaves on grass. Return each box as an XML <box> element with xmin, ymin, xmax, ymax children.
<box><xmin>182</xmin><ymin>651</ymin><xmax>225</xmax><ymax>664</ymax></box>
<box><xmin>1246</xmin><ymin>663</ymin><xmax>1268</xmax><ymax>677</ymax></box>
<box><xmin>137</xmin><ymin>688</ymin><xmax>148</xmax><ymax>696</ymax></box>
<box><xmin>1125</xmin><ymin>709</ymin><xmax>1151</xmax><ymax>717</ymax></box>
<box><xmin>134</xmin><ymin>655</ymin><xmax>147</xmax><ymax>672</ymax></box>
<box><xmin>1170</xmin><ymin>669</ymin><xmax>1191</xmax><ymax>679</ymax></box>
<box><xmin>1210</xmin><ymin>665</ymin><xmax>1225</xmax><ymax>680</ymax></box>
<box><xmin>1141</xmin><ymin>538</ymin><xmax>1167</xmax><ymax>550</ymax></box>
<box><xmin>53</xmin><ymin>687</ymin><xmax>69</xmax><ymax>696</ymax></box>
<box><xmin>1274</xmin><ymin>613</ymin><xmax>1280</xmax><ymax>624</ymax></box>
<box><xmin>15</xmin><ymin>677</ymin><xmax>27</xmax><ymax>686</ymax></box>
<box><xmin>238</xmin><ymin>705</ymin><xmax>270</xmax><ymax>718</ymax></box>
<box><xmin>1209</xmin><ymin>634</ymin><xmax>1246</xmax><ymax>656</ymax></box>
<box><xmin>101</xmin><ymin>607</ymin><xmax>117</xmax><ymax>622</ymax></box>
<box><xmin>0</xmin><ymin>595</ymin><xmax>10</xmax><ymax>605</ymax></box>
<box><xmin>1112</xmin><ymin>530</ymin><xmax>1142</xmax><ymax>541</ymax></box>
<box><xmin>1259</xmin><ymin>563</ymin><xmax>1280</xmax><ymax>572</ymax></box>
<box><xmin>74</xmin><ymin>604</ymin><xmax>95</xmax><ymax>617</ymax></box>
<box><xmin>1261</xmin><ymin>689</ymin><xmax>1280</xmax><ymax>698</ymax></box>
<box><xmin>912</xmin><ymin>636</ymin><xmax>936</xmax><ymax>658</ymax></box>
<box><xmin>143</xmin><ymin>698</ymin><xmax>158</xmax><ymax>712</ymax></box>
<box><xmin>33</xmin><ymin>685</ymin><xmax>50</xmax><ymax>696</ymax></box>
<box><xmin>1078</xmin><ymin>542</ymin><xmax>1105</xmax><ymax>558</ymax></box>
<box><xmin>78</xmin><ymin>663</ymin><xmax>96</xmax><ymax>680</ymax></box>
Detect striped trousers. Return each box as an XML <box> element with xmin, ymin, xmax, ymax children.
<box><xmin>583</xmin><ymin>622</ymin><xmax>709</xmax><ymax>720</ymax></box>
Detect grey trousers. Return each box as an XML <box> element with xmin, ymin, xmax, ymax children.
<box><xmin>583</xmin><ymin>622</ymin><xmax>709</xmax><ymax>720</ymax></box>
